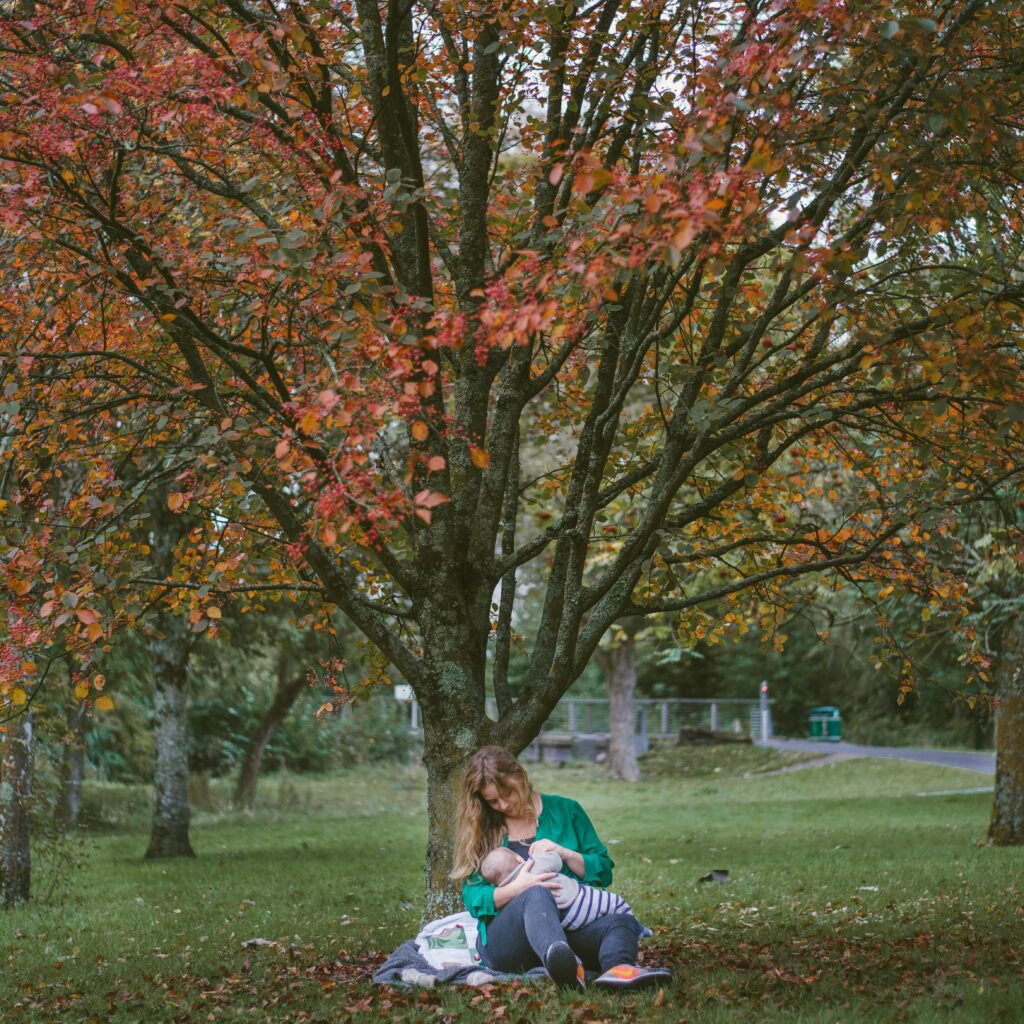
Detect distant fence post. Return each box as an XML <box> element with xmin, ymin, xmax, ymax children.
<box><xmin>759</xmin><ymin>681</ymin><xmax>772</xmax><ymax>740</ymax></box>
<box><xmin>710</xmin><ymin>701</ymin><xmax>719</xmax><ymax>732</ymax></box>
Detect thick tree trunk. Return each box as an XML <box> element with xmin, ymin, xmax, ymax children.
<box><xmin>597</xmin><ymin>638</ymin><xmax>640</xmax><ymax>782</ymax></box>
<box><xmin>421</xmin><ymin>703</ymin><xmax>491</xmax><ymax>919</ymax></box>
<box><xmin>145</xmin><ymin>607</ymin><xmax>195</xmax><ymax>858</ymax></box>
<box><xmin>233</xmin><ymin>664</ymin><xmax>308</xmax><ymax>810</ymax></box>
<box><xmin>1</xmin><ymin>712</ymin><xmax>33</xmax><ymax>908</ymax></box>
<box><xmin>989</xmin><ymin>614</ymin><xmax>1024</xmax><ymax>845</ymax></box>
<box><xmin>55</xmin><ymin>670</ymin><xmax>86</xmax><ymax>830</ymax></box>
<box><xmin>417</xmin><ymin>604</ymin><xmax>493</xmax><ymax>920</ymax></box>
<box><xmin>422</xmin><ymin>749</ymin><xmax>467</xmax><ymax>922</ymax></box>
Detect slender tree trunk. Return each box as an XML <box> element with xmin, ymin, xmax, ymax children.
<box><xmin>55</xmin><ymin>668</ymin><xmax>86</xmax><ymax>830</ymax></box>
<box><xmin>1</xmin><ymin>712</ymin><xmax>33</xmax><ymax>908</ymax></box>
<box><xmin>233</xmin><ymin>664</ymin><xmax>308</xmax><ymax>810</ymax></box>
<box><xmin>145</xmin><ymin>489</ymin><xmax>195</xmax><ymax>859</ymax></box>
<box><xmin>597</xmin><ymin>637</ymin><xmax>640</xmax><ymax>782</ymax></box>
<box><xmin>145</xmin><ymin>608</ymin><xmax>195</xmax><ymax>858</ymax></box>
<box><xmin>989</xmin><ymin>614</ymin><xmax>1024</xmax><ymax>845</ymax></box>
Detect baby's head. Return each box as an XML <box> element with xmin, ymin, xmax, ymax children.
<box><xmin>481</xmin><ymin>847</ymin><xmax>525</xmax><ymax>886</ymax></box>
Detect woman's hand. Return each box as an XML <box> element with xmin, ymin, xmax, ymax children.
<box><xmin>492</xmin><ymin>861</ymin><xmax>560</xmax><ymax>909</ymax></box>
<box><xmin>528</xmin><ymin>839</ymin><xmax>567</xmax><ymax>859</ymax></box>
<box><xmin>530</xmin><ymin>839</ymin><xmax>585</xmax><ymax>879</ymax></box>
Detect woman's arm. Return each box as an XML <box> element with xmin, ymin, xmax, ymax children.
<box><xmin>463</xmin><ymin>864</ymin><xmax>561</xmax><ymax>916</ymax></box>
<box><xmin>528</xmin><ymin>798</ymin><xmax>614</xmax><ymax>885</ymax></box>
<box><xmin>571</xmin><ymin>800</ymin><xmax>614</xmax><ymax>886</ymax></box>
<box><xmin>493</xmin><ymin>864</ymin><xmax>560</xmax><ymax>908</ymax></box>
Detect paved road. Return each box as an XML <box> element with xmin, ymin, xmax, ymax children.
<box><xmin>757</xmin><ymin>738</ymin><xmax>995</xmax><ymax>774</ymax></box>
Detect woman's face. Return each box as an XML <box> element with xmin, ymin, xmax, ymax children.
<box><xmin>479</xmin><ymin>782</ymin><xmax>516</xmax><ymax>816</ymax></box>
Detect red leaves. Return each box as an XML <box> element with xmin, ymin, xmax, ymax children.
<box><xmin>413</xmin><ymin>489</ymin><xmax>449</xmax><ymax>524</ymax></box>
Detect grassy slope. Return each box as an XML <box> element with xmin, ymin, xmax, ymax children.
<box><xmin>3</xmin><ymin>748</ymin><xmax>1021</xmax><ymax>1023</ymax></box>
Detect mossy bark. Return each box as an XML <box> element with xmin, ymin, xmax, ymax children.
<box><xmin>145</xmin><ymin>609</ymin><xmax>195</xmax><ymax>859</ymax></box>
<box><xmin>1</xmin><ymin>713</ymin><xmax>33</xmax><ymax>908</ymax></box>
<box><xmin>417</xmin><ymin>595</ymin><xmax>493</xmax><ymax>921</ymax></box>
<box><xmin>145</xmin><ymin>490</ymin><xmax>195</xmax><ymax>859</ymax></box>
<box><xmin>989</xmin><ymin>614</ymin><xmax>1024</xmax><ymax>845</ymax></box>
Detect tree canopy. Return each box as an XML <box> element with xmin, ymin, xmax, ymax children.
<box><xmin>2</xmin><ymin>0</ymin><xmax>1023</xmax><ymax>908</ymax></box>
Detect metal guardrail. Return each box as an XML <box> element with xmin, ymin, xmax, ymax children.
<box><xmin>400</xmin><ymin>696</ymin><xmax>773</xmax><ymax>742</ymax></box>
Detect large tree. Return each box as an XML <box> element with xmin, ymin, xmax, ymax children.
<box><xmin>2</xmin><ymin>1</ymin><xmax>1023</xmax><ymax>914</ymax></box>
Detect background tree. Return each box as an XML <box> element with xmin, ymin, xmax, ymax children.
<box><xmin>2</xmin><ymin>1</ymin><xmax>1023</xmax><ymax>913</ymax></box>
<box><xmin>595</xmin><ymin>618</ymin><xmax>644</xmax><ymax>781</ymax></box>
<box><xmin>0</xmin><ymin>710</ymin><xmax>33</xmax><ymax>908</ymax></box>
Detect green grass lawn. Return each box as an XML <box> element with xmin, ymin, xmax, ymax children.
<box><xmin>3</xmin><ymin>747</ymin><xmax>1021</xmax><ymax>1023</ymax></box>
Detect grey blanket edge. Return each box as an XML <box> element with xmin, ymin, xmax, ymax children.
<box><xmin>373</xmin><ymin>939</ymin><xmax>549</xmax><ymax>988</ymax></box>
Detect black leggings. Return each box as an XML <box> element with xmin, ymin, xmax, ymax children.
<box><xmin>477</xmin><ymin>886</ymin><xmax>642</xmax><ymax>973</ymax></box>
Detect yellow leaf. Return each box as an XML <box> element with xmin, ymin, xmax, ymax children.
<box><xmin>74</xmin><ymin>682</ymin><xmax>90</xmax><ymax>700</ymax></box>
<box><xmin>11</xmin><ymin>688</ymin><xmax>27</xmax><ymax>706</ymax></box>
<box><xmin>95</xmin><ymin>695</ymin><xmax>115</xmax><ymax>712</ymax></box>
<box><xmin>167</xmin><ymin>493</ymin><xmax>185</xmax><ymax>511</ymax></box>
<box><xmin>207</xmin><ymin>606</ymin><xmax>222</xmax><ymax>620</ymax></box>
<box><xmin>86</xmin><ymin>621</ymin><xmax>104</xmax><ymax>642</ymax></box>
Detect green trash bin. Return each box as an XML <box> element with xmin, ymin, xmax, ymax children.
<box><xmin>808</xmin><ymin>706</ymin><xmax>841</xmax><ymax>742</ymax></box>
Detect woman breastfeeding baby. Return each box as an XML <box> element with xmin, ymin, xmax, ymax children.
<box><xmin>450</xmin><ymin>745</ymin><xmax>671</xmax><ymax>991</ymax></box>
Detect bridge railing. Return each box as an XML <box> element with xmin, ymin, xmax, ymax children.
<box><xmin>399</xmin><ymin>694</ymin><xmax>771</xmax><ymax>743</ymax></box>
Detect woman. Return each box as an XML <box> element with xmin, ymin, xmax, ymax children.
<box><xmin>451</xmin><ymin>745</ymin><xmax>670</xmax><ymax>991</ymax></box>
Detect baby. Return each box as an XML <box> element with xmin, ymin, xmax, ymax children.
<box><xmin>481</xmin><ymin>846</ymin><xmax>632</xmax><ymax>930</ymax></box>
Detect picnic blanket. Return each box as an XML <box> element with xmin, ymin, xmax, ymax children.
<box><xmin>373</xmin><ymin>910</ymin><xmax>653</xmax><ymax>988</ymax></box>
<box><xmin>373</xmin><ymin>911</ymin><xmax>550</xmax><ymax>987</ymax></box>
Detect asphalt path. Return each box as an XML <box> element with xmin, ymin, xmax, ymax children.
<box><xmin>757</xmin><ymin>738</ymin><xmax>995</xmax><ymax>774</ymax></box>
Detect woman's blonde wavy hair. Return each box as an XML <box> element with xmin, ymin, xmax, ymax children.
<box><xmin>450</xmin><ymin>746</ymin><xmax>537</xmax><ymax>882</ymax></box>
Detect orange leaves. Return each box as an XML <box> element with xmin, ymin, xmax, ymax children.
<box><xmin>411</xmin><ymin>421</ymin><xmax>429</xmax><ymax>442</ymax></box>
<box><xmin>469</xmin><ymin>447</ymin><xmax>490</xmax><ymax>469</ymax></box>
<box><xmin>298</xmin><ymin>409</ymin><xmax>319</xmax><ymax>436</ymax></box>
<box><xmin>573</xmin><ymin>166</ymin><xmax>612</xmax><ymax>196</ymax></box>
<box><xmin>167</xmin><ymin>493</ymin><xmax>186</xmax><ymax>512</ymax></box>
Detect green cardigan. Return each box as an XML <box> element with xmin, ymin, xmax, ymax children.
<box><xmin>460</xmin><ymin>793</ymin><xmax>614</xmax><ymax>944</ymax></box>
